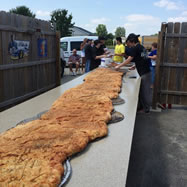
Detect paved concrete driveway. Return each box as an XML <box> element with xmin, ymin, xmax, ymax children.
<box><xmin>126</xmin><ymin>107</ymin><xmax>187</xmax><ymax>187</ymax></box>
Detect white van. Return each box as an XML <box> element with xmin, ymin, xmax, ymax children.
<box><xmin>60</xmin><ymin>36</ymin><xmax>98</xmax><ymax>63</ymax></box>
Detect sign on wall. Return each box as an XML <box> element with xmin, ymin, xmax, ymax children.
<box><xmin>8</xmin><ymin>36</ymin><xmax>30</xmax><ymax>60</ymax></box>
<box><xmin>38</xmin><ymin>39</ymin><xmax>47</xmax><ymax>57</ymax></box>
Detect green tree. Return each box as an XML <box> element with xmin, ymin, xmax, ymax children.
<box><xmin>51</xmin><ymin>9</ymin><xmax>74</xmax><ymax>37</ymax></box>
<box><xmin>115</xmin><ymin>27</ymin><xmax>126</xmax><ymax>38</ymax></box>
<box><xmin>151</xmin><ymin>33</ymin><xmax>158</xmax><ymax>36</ymax></box>
<box><xmin>96</xmin><ymin>24</ymin><xmax>108</xmax><ymax>38</ymax></box>
<box><xmin>105</xmin><ymin>39</ymin><xmax>113</xmax><ymax>46</ymax></box>
<box><xmin>9</xmin><ymin>6</ymin><xmax>35</xmax><ymax>18</ymax></box>
<box><xmin>107</xmin><ymin>33</ymin><xmax>114</xmax><ymax>40</ymax></box>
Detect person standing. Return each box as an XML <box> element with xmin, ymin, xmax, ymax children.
<box><xmin>93</xmin><ymin>36</ymin><xmax>108</xmax><ymax>68</ymax></box>
<box><xmin>98</xmin><ymin>36</ymin><xmax>108</xmax><ymax>55</ymax></box>
<box><xmin>113</xmin><ymin>37</ymin><xmax>125</xmax><ymax>64</ymax></box>
<box><xmin>84</xmin><ymin>39</ymin><xmax>92</xmax><ymax>73</ymax></box>
<box><xmin>91</xmin><ymin>39</ymin><xmax>94</xmax><ymax>47</ymax></box>
<box><xmin>115</xmin><ymin>33</ymin><xmax>151</xmax><ymax>113</ymax></box>
<box><xmin>90</xmin><ymin>40</ymin><xmax>106</xmax><ymax>71</ymax></box>
<box><xmin>80</xmin><ymin>38</ymin><xmax>88</xmax><ymax>72</ymax></box>
<box><xmin>124</xmin><ymin>39</ymin><xmax>132</xmax><ymax>59</ymax></box>
<box><xmin>148</xmin><ymin>42</ymin><xmax>157</xmax><ymax>88</ymax></box>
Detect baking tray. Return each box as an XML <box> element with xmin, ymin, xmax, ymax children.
<box><xmin>112</xmin><ymin>96</ymin><xmax>125</xmax><ymax>105</ymax></box>
<box><xmin>59</xmin><ymin>159</ymin><xmax>72</xmax><ymax>187</ymax></box>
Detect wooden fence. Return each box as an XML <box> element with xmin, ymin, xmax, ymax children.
<box><xmin>153</xmin><ymin>22</ymin><xmax>187</xmax><ymax>108</ymax></box>
<box><xmin>0</xmin><ymin>11</ymin><xmax>61</xmax><ymax>111</ymax></box>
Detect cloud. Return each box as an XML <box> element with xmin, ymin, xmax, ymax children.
<box><xmin>182</xmin><ymin>11</ymin><xmax>187</xmax><ymax>16</ymax></box>
<box><xmin>91</xmin><ymin>17</ymin><xmax>110</xmax><ymax>24</ymax></box>
<box><xmin>123</xmin><ymin>14</ymin><xmax>161</xmax><ymax>35</ymax></box>
<box><xmin>153</xmin><ymin>1</ymin><xmax>187</xmax><ymax>23</ymax></box>
<box><xmin>154</xmin><ymin>0</ymin><xmax>182</xmax><ymax>10</ymax></box>
<box><xmin>83</xmin><ymin>23</ymin><xmax>96</xmax><ymax>32</ymax></box>
<box><xmin>167</xmin><ymin>10</ymin><xmax>187</xmax><ymax>22</ymax></box>
<box><xmin>36</xmin><ymin>10</ymin><xmax>50</xmax><ymax>18</ymax></box>
<box><xmin>126</xmin><ymin>14</ymin><xmax>160</xmax><ymax>22</ymax></box>
<box><xmin>83</xmin><ymin>17</ymin><xmax>111</xmax><ymax>32</ymax></box>
<box><xmin>168</xmin><ymin>16</ymin><xmax>187</xmax><ymax>22</ymax></box>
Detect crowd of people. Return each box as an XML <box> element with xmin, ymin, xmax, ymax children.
<box><xmin>67</xmin><ymin>33</ymin><xmax>157</xmax><ymax>113</ymax></box>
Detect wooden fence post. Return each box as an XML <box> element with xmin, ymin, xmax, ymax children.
<box><xmin>0</xmin><ymin>30</ymin><xmax>3</xmax><ymax>103</ymax></box>
<box><xmin>152</xmin><ymin>23</ymin><xmax>167</xmax><ymax>109</ymax></box>
<box><xmin>56</xmin><ymin>31</ymin><xmax>61</xmax><ymax>86</ymax></box>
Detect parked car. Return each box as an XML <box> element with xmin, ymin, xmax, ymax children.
<box><xmin>60</xmin><ymin>36</ymin><xmax>98</xmax><ymax>64</ymax></box>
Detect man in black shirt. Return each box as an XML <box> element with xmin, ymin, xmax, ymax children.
<box><xmin>84</xmin><ymin>39</ymin><xmax>92</xmax><ymax>72</ymax></box>
<box><xmin>130</xmin><ymin>42</ymin><xmax>150</xmax><ymax>76</ymax></box>
<box><xmin>91</xmin><ymin>36</ymin><xmax>107</xmax><ymax>68</ymax></box>
<box><xmin>90</xmin><ymin>40</ymin><xmax>106</xmax><ymax>71</ymax></box>
<box><xmin>98</xmin><ymin>36</ymin><xmax>106</xmax><ymax>55</ymax></box>
<box><xmin>115</xmin><ymin>33</ymin><xmax>151</xmax><ymax>113</ymax></box>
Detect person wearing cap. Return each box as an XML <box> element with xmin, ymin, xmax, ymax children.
<box><xmin>115</xmin><ymin>33</ymin><xmax>151</xmax><ymax>113</ymax></box>
<box><xmin>90</xmin><ymin>40</ymin><xmax>107</xmax><ymax>71</ymax></box>
<box><xmin>113</xmin><ymin>37</ymin><xmax>125</xmax><ymax>63</ymax></box>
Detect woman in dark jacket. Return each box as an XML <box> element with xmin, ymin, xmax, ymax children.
<box><xmin>115</xmin><ymin>33</ymin><xmax>152</xmax><ymax>113</ymax></box>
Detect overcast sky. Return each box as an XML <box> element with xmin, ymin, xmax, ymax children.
<box><xmin>1</xmin><ymin>0</ymin><xmax>187</xmax><ymax>36</ymax></box>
